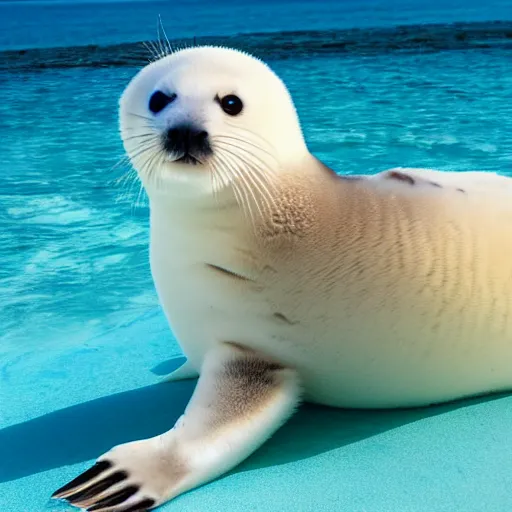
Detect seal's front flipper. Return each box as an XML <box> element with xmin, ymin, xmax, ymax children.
<box><xmin>52</xmin><ymin>342</ymin><xmax>301</xmax><ymax>511</ymax></box>
<box><xmin>161</xmin><ymin>359</ymin><xmax>199</xmax><ymax>383</ymax></box>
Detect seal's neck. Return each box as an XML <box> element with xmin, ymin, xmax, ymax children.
<box><xmin>148</xmin><ymin>180</ymin><xmax>246</xmax><ymax>248</ymax></box>
<box><xmin>147</xmin><ymin>150</ymin><xmax>331</xmax><ymax>239</ymax></box>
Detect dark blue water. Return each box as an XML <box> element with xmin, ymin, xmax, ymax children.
<box><xmin>1</xmin><ymin>0</ymin><xmax>512</xmax><ymax>50</ymax></box>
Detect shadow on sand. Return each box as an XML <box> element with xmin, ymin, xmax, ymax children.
<box><xmin>1</xmin><ymin>356</ymin><xmax>507</xmax><ymax>484</ymax></box>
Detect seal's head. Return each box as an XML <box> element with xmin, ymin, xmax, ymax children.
<box><xmin>119</xmin><ymin>46</ymin><xmax>308</xmax><ymax>200</ymax></box>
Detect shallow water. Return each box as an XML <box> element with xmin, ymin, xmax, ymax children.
<box><xmin>2</xmin><ymin>2</ymin><xmax>512</xmax><ymax>511</ymax></box>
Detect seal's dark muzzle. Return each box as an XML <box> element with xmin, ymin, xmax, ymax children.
<box><xmin>162</xmin><ymin>124</ymin><xmax>212</xmax><ymax>164</ymax></box>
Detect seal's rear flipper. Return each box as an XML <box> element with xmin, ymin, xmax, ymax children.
<box><xmin>52</xmin><ymin>342</ymin><xmax>301</xmax><ymax>511</ymax></box>
<box><xmin>161</xmin><ymin>359</ymin><xmax>199</xmax><ymax>383</ymax></box>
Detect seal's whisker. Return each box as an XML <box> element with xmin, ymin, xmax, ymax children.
<box><xmin>216</xmin><ymin>152</ymin><xmax>254</xmax><ymax>226</ymax></box>
<box><xmin>151</xmin><ymin>40</ymin><xmax>162</xmax><ymax>60</ymax></box>
<box><xmin>213</xmin><ymin>135</ymin><xmax>279</xmax><ymax>164</ymax></box>
<box><xmin>242</xmin><ymin>165</ymin><xmax>277</xmax><ymax>217</ymax></box>
<box><xmin>146</xmin><ymin>150</ymin><xmax>165</xmax><ymax>190</ymax></box>
<box><xmin>124</xmin><ymin>111</ymin><xmax>157</xmax><ymax>124</ymax></box>
<box><xmin>208</xmin><ymin>161</ymin><xmax>219</xmax><ymax>199</ymax></box>
<box><xmin>212</xmin><ymin>139</ymin><xmax>277</xmax><ymax>174</ymax></box>
<box><xmin>218</xmin><ymin>151</ymin><xmax>260</xmax><ymax>228</ymax></box>
<box><xmin>220</xmin><ymin>140</ymin><xmax>278</xmax><ymax>194</ymax></box>
<box><xmin>123</xmin><ymin>140</ymin><xmax>160</xmax><ymax>159</ymax></box>
<box><xmin>143</xmin><ymin>40</ymin><xmax>156</xmax><ymax>59</ymax></box>
<box><xmin>114</xmin><ymin>168</ymin><xmax>137</xmax><ymax>188</ymax></box>
<box><xmin>213</xmin><ymin>152</ymin><xmax>238</xmax><ymax>193</ymax></box>
<box><xmin>122</xmin><ymin>125</ymin><xmax>156</xmax><ymax>135</ymax></box>
<box><xmin>245</xmin><ymin>157</ymin><xmax>279</xmax><ymax>205</ymax></box>
<box><xmin>222</xmin><ymin>152</ymin><xmax>259</xmax><ymax>215</ymax></box>
<box><xmin>123</xmin><ymin>132</ymin><xmax>158</xmax><ymax>143</ymax></box>
<box><xmin>158</xmin><ymin>15</ymin><xmax>174</xmax><ymax>56</ymax></box>
<box><xmin>210</xmin><ymin>158</ymin><xmax>229</xmax><ymax>201</ymax></box>
<box><xmin>135</xmin><ymin>146</ymin><xmax>158</xmax><ymax>184</ymax></box>
<box><xmin>145</xmin><ymin>36</ymin><xmax>163</xmax><ymax>60</ymax></box>
<box><xmin>118</xmin><ymin>169</ymin><xmax>138</xmax><ymax>189</ymax></box>
<box><xmin>209</xmin><ymin>159</ymin><xmax>227</xmax><ymax>203</ymax></box>
<box><xmin>214</xmin><ymin>145</ymin><xmax>258</xmax><ymax>190</ymax></box>
<box><xmin>230</xmin><ymin>183</ymin><xmax>246</xmax><ymax>219</ymax></box>
<box><xmin>127</xmin><ymin>141</ymin><xmax>162</xmax><ymax>163</ymax></box>
<box><xmin>156</xmin><ymin>153</ymin><xmax>169</xmax><ymax>192</ymax></box>
<box><xmin>215</xmin><ymin>144</ymin><xmax>277</xmax><ymax>216</ymax></box>
<box><xmin>236</xmin><ymin>164</ymin><xmax>264</xmax><ymax>225</ymax></box>
<box><xmin>241</xmin><ymin>162</ymin><xmax>275</xmax><ymax>214</ymax></box>
<box><xmin>106</xmin><ymin>153</ymin><xmax>131</xmax><ymax>175</ymax></box>
<box><xmin>206</xmin><ymin>157</ymin><xmax>216</xmax><ymax>198</ymax></box>
<box><xmin>155</xmin><ymin>20</ymin><xmax>166</xmax><ymax>58</ymax></box>
<box><xmin>135</xmin><ymin>179</ymin><xmax>147</xmax><ymax>209</ymax></box>
<box><xmin>211</xmin><ymin>156</ymin><xmax>233</xmax><ymax>192</ymax></box>
<box><xmin>142</xmin><ymin>41</ymin><xmax>160</xmax><ymax>62</ymax></box>
<box><xmin>114</xmin><ymin>169</ymin><xmax>143</xmax><ymax>208</ymax></box>
<box><xmin>219</xmin><ymin>148</ymin><xmax>271</xmax><ymax>216</ymax></box>
<box><xmin>113</xmin><ymin>169</ymin><xmax>141</xmax><ymax>205</ymax></box>
<box><xmin>214</xmin><ymin>139</ymin><xmax>278</xmax><ymax>180</ymax></box>
<box><xmin>232</xmin><ymin>178</ymin><xmax>254</xmax><ymax>227</ymax></box>
<box><xmin>210</xmin><ymin>148</ymin><xmax>236</xmax><ymax>193</ymax></box>
<box><xmin>222</xmin><ymin>170</ymin><xmax>245</xmax><ymax>216</ymax></box>
<box><xmin>224</xmin><ymin>121</ymin><xmax>279</xmax><ymax>155</ymax></box>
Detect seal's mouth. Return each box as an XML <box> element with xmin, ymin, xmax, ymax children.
<box><xmin>174</xmin><ymin>153</ymin><xmax>201</xmax><ymax>166</ymax></box>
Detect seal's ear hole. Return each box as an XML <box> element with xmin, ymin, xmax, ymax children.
<box><xmin>216</xmin><ymin>94</ymin><xmax>244</xmax><ymax>116</ymax></box>
<box><xmin>149</xmin><ymin>91</ymin><xmax>177</xmax><ymax>114</ymax></box>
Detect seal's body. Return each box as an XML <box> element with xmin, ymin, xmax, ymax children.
<box><xmin>153</xmin><ymin>163</ymin><xmax>512</xmax><ymax>410</ymax></box>
<box><xmin>52</xmin><ymin>46</ymin><xmax>512</xmax><ymax>511</ymax></box>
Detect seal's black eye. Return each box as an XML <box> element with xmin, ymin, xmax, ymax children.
<box><xmin>149</xmin><ymin>91</ymin><xmax>176</xmax><ymax>114</ymax></box>
<box><xmin>220</xmin><ymin>95</ymin><xmax>243</xmax><ymax>116</ymax></box>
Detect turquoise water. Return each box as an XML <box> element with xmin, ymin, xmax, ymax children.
<box><xmin>2</xmin><ymin>1</ymin><xmax>512</xmax><ymax>511</ymax></box>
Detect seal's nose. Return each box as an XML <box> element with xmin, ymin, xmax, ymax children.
<box><xmin>163</xmin><ymin>124</ymin><xmax>210</xmax><ymax>158</ymax></box>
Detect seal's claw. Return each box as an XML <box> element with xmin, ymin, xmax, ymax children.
<box><xmin>53</xmin><ymin>438</ymin><xmax>179</xmax><ymax>511</ymax></box>
<box><xmin>52</xmin><ymin>459</ymin><xmax>152</xmax><ymax>511</ymax></box>
<box><xmin>51</xmin><ymin>460</ymin><xmax>113</xmax><ymax>499</ymax></box>
<box><xmin>51</xmin><ymin>457</ymin><xmax>148</xmax><ymax>510</ymax></box>
<box><xmin>85</xmin><ymin>484</ymin><xmax>139</xmax><ymax>509</ymax></box>
<box><xmin>64</xmin><ymin>470</ymin><xmax>128</xmax><ymax>505</ymax></box>
<box><xmin>87</xmin><ymin>495</ymin><xmax>155</xmax><ymax>512</ymax></box>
